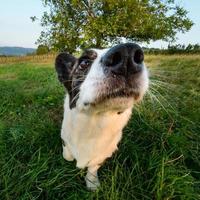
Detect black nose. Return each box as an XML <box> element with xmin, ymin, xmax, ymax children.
<box><xmin>102</xmin><ymin>43</ymin><xmax>144</xmax><ymax>76</ymax></box>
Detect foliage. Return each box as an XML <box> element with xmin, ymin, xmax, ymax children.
<box><xmin>168</xmin><ymin>43</ymin><xmax>200</xmax><ymax>54</ymax></box>
<box><xmin>36</xmin><ymin>0</ymin><xmax>193</xmax><ymax>53</ymax></box>
<box><xmin>144</xmin><ymin>43</ymin><xmax>200</xmax><ymax>54</ymax></box>
<box><xmin>0</xmin><ymin>56</ymin><xmax>200</xmax><ymax>199</ymax></box>
<box><xmin>36</xmin><ymin>45</ymin><xmax>50</xmax><ymax>55</ymax></box>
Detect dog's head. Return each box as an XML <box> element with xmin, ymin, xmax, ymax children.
<box><xmin>55</xmin><ymin>43</ymin><xmax>149</xmax><ymax>112</ymax></box>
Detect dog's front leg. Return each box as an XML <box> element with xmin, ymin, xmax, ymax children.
<box><xmin>62</xmin><ymin>139</ymin><xmax>74</xmax><ymax>161</ymax></box>
<box><xmin>63</xmin><ymin>145</ymin><xmax>74</xmax><ymax>161</ymax></box>
<box><xmin>85</xmin><ymin>165</ymin><xmax>100</xmax><ymax>191</ymax></box>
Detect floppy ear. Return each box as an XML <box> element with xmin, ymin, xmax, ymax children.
<box><xmin>55</xmin><ymin>53</ymin><xmax>77</xmax><ymax>92</ymax></box>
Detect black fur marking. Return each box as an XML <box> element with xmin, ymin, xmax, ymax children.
<box><xmin>55</xmin><ymin>52</ymin><xmax>76</xmax><ymax>91</ymax></box>
<box><xmin>69</xmin><ymin>50</ymin><xmax>97</xmax><ymax>108</ymax></box>
<box><xmin>55</xmin><ymin>50</ymin><xmax>97</xmax><ymax>109</ymax></box>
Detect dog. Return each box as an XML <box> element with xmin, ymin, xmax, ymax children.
<box><xmin>55</xmin><ymin>43</ymin><xmax>149</xmax><ymax>190</ymax></box>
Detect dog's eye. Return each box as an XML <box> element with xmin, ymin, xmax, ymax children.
<box><xmin>79</xmin><ymin>60</ymin><xmax>90</xmax><ymax>70</ymax></box>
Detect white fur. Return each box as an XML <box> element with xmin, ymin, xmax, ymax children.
<box><xmin>62</xmin><ymin>95</ymin><xmax>133</xmax><ymax>168</ymax></box>
<box><xmin>60</xmin><ymin>48</ymin><xmax>149</xmax><ymax>190</ymax></box>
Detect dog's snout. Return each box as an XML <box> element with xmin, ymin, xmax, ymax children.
<box><xmin>102</xmin><ymin>43</ymin><xmax>144</xmax><ymax>76</ymax></box>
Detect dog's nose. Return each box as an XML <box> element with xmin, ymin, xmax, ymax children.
<box><xmin>102</xmin><ymin>43</ymin><xmax>144</xmax><ymax>76</ymax></box>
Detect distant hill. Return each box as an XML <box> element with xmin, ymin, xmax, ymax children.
<box><xmin>0</xmin><ymin>47</ymin><xmax>36</xmax><ymax>56</ymax></box>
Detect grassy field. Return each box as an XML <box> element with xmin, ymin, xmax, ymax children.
<box><xmin>0</xmin><ymin>55</ymin><xmax>199</xmax><ymax>200</ymax></box>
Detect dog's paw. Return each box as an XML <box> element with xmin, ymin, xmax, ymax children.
<box><xmin>63</xmin><ymin>148</ymin><xmax>74</xmax><ymax>161</ymax></box>
<box><xmin>85</xmin><ymin>176</ymin><xmax>100</xmax><ymax>191</ymax></box>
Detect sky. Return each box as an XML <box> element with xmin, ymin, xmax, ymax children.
<box><xmin>0</xmin><ymin>0</ymin><xmax>199</xmax><ymax>48</ymax></box>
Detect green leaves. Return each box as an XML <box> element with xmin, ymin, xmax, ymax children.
<box><xmin>38</xmin><ymin>0</ymin><xmax>193</xmax><ymax>52</ymax></box>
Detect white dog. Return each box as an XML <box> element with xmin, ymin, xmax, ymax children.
<box><xmin>55</xmin><ymin>43</ymin><xmax>149</xmax><ymax>190</ymax></box>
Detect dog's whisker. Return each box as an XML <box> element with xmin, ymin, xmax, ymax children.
<box><xmin>149</xmin><ymin>87</ymin><xmax>176</xmax><ymax>112</ymax></box>
<box><xmin>150</xmin><ymin>82</ymin><xmax>173</xmax><ymax>91</ymax></box>
<box><xmin>147</xmin><ymin>90</ymin><xmax>174</xmax><ymax>119</ymax></box>
<box><xmin>150</xmin><ymin>72</ymin><xmax>178</xmax><ymax>78</ymax></box>
<box><xmin>70</xmin><ymin>92</ymin><xmax>80</xmax><ymax>105</ymax></box>
<box><xmin>149</xmin><ymin>68</ymin><xmax>179</xmax><ymax>74</ymax></box>
<box><xmin>151</xmin><ymin>79</ymin><xmax>177</xmax><ymax>88</ymax></box>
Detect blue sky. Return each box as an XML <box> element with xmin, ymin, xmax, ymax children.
<box><xmin>0</xmin><ymin>0</ymin><xmax>199</xmax><ymax>48</ymax></box>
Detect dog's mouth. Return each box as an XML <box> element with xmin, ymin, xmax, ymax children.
<box><xmin>86</xmin><ymin>87</ymin><xmax>140</xmax><ymax>108</ymax></box>
<box><xmin>101</xmin><ymin>89</ymin><xmax>139</xmax><ymax>100</ymax></box>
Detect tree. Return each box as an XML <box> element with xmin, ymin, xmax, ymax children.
<box><xmin>36</xmin><ymin>45</ymin><xmax>49</xmax><ymax>55</ymax></box>
<box><xmin>37</xmin><ymin>0</ymin><xmax>193</xmax><ymax>53</ymax></box>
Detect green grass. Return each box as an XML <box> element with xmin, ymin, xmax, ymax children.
<box><xmin>0</xmin><ymin>56</ymin><xmax>200</xmax><ymax>200</ymax></box>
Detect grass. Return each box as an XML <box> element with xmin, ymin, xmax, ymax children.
<box><xmin>0</xmin><ymin>55</ymin><xmax>200</xmax><ymax>200</ymax></box>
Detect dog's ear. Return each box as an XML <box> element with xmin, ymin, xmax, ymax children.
<box><xmin>55</xmin><ymin>53</ymin><xmax>77</xmax><ymax>92</ymax></box>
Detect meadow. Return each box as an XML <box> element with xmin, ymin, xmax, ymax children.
<box><xmin>0</xmin><ymin>54</ymin><xmax>199</xmax><ymax>200</ymax></box>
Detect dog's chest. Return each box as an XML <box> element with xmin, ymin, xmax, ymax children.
<box><xmin>61</xmin><ymin>96</ymin><xmax>132</xmax><ymax>168</ymax></box>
